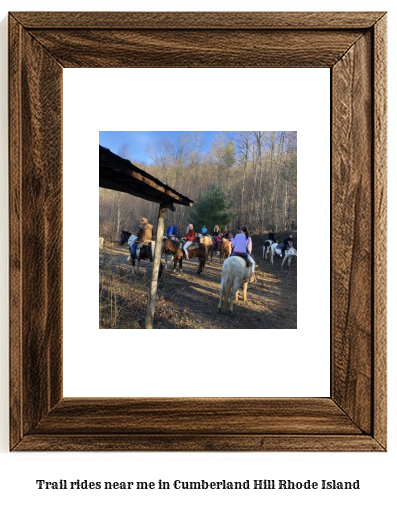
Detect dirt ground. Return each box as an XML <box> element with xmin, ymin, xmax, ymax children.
<box><xmin>99</xmin><ymin>237</ymin><xmax>297</xmax><ymax>329</ymax></box>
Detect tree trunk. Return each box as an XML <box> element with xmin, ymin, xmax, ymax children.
<box><xmin>145</xmin><ymin>204</ymin><xmax>167</xmax><ymax>329</ymax></box>
<box><xmin>239</xmin><ymin>152</ymin><xmax>248</xmax><ymax>225</ymax></box>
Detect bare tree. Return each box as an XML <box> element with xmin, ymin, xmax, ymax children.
<box><xmin>100</xmin><ymin>132</ymin><xmax>297</xmax><ymax>242</ymax></box>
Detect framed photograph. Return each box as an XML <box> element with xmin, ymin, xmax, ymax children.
<box><xmin>9</xmin><ymin>11</ymin><xmax>387</xmax><ymax>451</ymax></box>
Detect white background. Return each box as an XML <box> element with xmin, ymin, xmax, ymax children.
<box><xmin>0</xmin><ymin>1</ymin><xmax>395</xmax><ymax>507</ymax></box>
<box><xmin>63</xmin><ymin>68</ymin><xmax>330</xmax><ymax>397</ymax></box>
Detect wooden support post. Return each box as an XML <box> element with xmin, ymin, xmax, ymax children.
<box><xmin>145</xmin><ymin>203</ymin><xmax>167</xmax><ymax>329</ymax></box>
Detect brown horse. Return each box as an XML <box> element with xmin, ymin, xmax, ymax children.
<box><xmin>187</xmin><ymin>238</ymin><xmax>208</xmax><ymax>274</ymax></box>
<box><xmin>199</xmin><ymin>234</ymin><xmax>216</xmax><ymax>262</ymax></box>
<box><xmin>219</xmin><ymin>237</ymin><xmax>233</xmax><ymax>261</ymax></box>
<box><xmin>162</xmin><ymin>237</ymin><xmax>184</xmax><ymax>273</ymax></box>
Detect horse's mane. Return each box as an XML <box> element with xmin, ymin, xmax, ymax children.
<box><xmin>165</xmin><ymin>237</ymin><xmax>179</xmax><ymax>247</ymax></box>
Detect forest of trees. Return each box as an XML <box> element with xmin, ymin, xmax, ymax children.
<box><xmin>99</xmin><ymin>131</ymin><xmax>297</xmax><ymax>241</ymax></box>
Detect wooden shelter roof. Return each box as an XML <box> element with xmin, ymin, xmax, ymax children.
<box><xmin>99</xmin><ymin>145</ymin><xmax>194</xmax><ymax>210</ymax></box>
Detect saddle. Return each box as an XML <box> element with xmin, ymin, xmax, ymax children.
<box><xmin>234</xmin><ymin>253</ymin><xmax>251</xmax><ymax>268</ymax></box>
<box><xmin>136</xmin><ymin>241</ymin><xmax>152</xmax><ymax>258</ymax></box>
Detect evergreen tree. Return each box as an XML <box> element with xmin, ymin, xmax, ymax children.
<box><xmin>189</xmin><ymin>185</ymin><xmax>236</xmax><ymax>231</ymax></box>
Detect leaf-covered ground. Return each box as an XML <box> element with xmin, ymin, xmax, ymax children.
<box><xmin>100</xmin><ymin>238</ymin><xmax>297</xmax><ymax>330</ymax></box>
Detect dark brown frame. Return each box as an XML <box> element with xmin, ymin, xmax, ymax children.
<box><xmin>9</xmin><ymin>12</ymin><xmax>387</xmax><ymax>451</ymax></box>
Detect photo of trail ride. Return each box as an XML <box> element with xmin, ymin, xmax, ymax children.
<box><xmin>99</xmin><ymin>131</ymin><xmax>297</xmax><ymax>329</ymax></box>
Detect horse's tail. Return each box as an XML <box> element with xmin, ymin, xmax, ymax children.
<box><xmin>221</xmin><ymin>259</ymin><xmax>237</xmax><ymax>308</ymax></box>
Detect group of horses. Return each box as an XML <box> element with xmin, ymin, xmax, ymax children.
<box><xmin>118</xmin><ymin>230</ymin><xmax>296</xmax><ymax>317</ymax></box>
<box><xmin>263</xmin><ymin>239</ymin><xmax>298</xmax><ymax>268</ymax></box>
<box><xmin>120</xmin><ymin>230</ymin><xmax>234</xmax><ymax>276</ymax></box>
<box><xmin>218</xmin><ymin>239</ymin><xmax>297</xmax><ymax>315</ymax></box>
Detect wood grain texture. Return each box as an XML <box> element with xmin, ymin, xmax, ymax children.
<box><xmin>27</xmin><ymin>29</ymin><xmax>364</xmax><ymax>68</ymax></box>
<box><xmin>14</xmin><ymin>435</ymin><xmax>382</xmax><ymax>452</ymax></box>
<box><xmin>9</xmin><ymin>11</ymin><xmax>387</xmax><ymax>452</ymax></box>
<box><xmin>31</xmin><ymin>398</ymin><xmax>363</xmax><ymax>435</ymax></box>
<box><xmin>9</xmin><ymin>15</ymin><xmax>23</xmax><ymax>450</ymax></box>
<box><xmin>9</xmin><ymin>15</ymin><xmax>64</xmax><ymax>448</ymax></box>
<box><xmin>11</xmin><ymin>11</ymin><xmax>386</xmax><ymax>29</ymax></box>
<box><xmin>332</xmin><ymin>32</ymin><xmax>373</xmax><ymax>434</ymax></box>
<box><xmin>373</xmin><ymin>15</ymin><xmax>387</xmax><ymax>450</ymax></box>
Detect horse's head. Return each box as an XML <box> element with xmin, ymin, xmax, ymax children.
<box><xmin>120</xmin><ymin>230</ymin><xmax>131</xmax><ymax>246</ymax></box>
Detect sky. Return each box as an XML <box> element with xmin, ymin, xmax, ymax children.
<box><xmin>99</xmin><ymin>131</ymin><xmax>222</xmax><ymax>166</ymax></box>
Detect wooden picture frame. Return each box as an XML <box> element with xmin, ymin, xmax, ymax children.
<box><xmin>9</xmin><ymin>12</ymin><xmax>387</xmax><ymax>451</ymax></box>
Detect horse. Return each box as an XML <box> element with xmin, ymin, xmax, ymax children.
<box><xmin>186</xmin><ymin>238</ymin><xmax>208</xmax><ymax>274</ymax></box>
<box><xmin>199</xmin><ymin>234</ymin><xmax>216</xmax><ymax>262</ymax></box>
<box><xmin>218</xmin><ymin>255</ymin><xmax>251</xmax><ymax>316</ymax></box>
<box><xmin>120</xmin><ymin>230</ymin><xmax>163</xmax><ymax>276</ymax></box>
<box><xmin>219</xmin><ymin>237</ymin><xmax>233</xmax><ymax>261</ymax></box>
<box><xmin>263</xmin><ymin>239</ymin><xmax>274</xmax><ymax>259</ymax></box>
<box><xmin>162</xmin><ymin>237</ymin><xmax>184</xmax><ymax>273</ymax></box>
<box><xmin>120</xmin><ymin>229</ymin><xmax>132</xmax><ymax>246</ymax></box>
<box><xmin>270</xmin><ymin>242</ymin><xmax>297</xmax><ymax>268</ymax></box>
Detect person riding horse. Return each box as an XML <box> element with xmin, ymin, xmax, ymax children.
<box><xmin>166</xmin><ymin>221</ymin><xmax>178</xmax><ymax>239</ymax></box>
<box><xmin>267</xmin><ymin>228</ymin><xmax>276</xmax><ymax>242</ymax></box>
<box><xmin>182</xmin><ymin>224</ymin><xmax>196</xmax><ymax>260</ymax></box>
<box><xmin>129</xmin><ymin>217</ymin><xmax>153</xmax><ymax>261</ymax></box>
<box><xmin>231</xmin><ymin>226</ymin><xmax>256</xmax><ymax>282</ymax></box>
<box><xmin>222</xmin><ymin>226</ymin><xmax>234</xmax><ymax>241</ymax></box>
<box><xmin>281</xmin><ymin>234</ymin><xmax>294</xmax><ymax>257</ymax></box>
<box><xmin>213</xmin><ymin>224</ymin><xmax>221</xmax><ymax>249</ymax></box>
<box><xmin>263</xmin><ymin>228</ymin><xmax>277</xmax><ymax>260</ymax></box>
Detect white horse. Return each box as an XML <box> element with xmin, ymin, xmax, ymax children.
<box><xmin>263</xmin><ymin>239</ymin><xmax>275</xmax><ymax>259</ymax></box>
<box><xmin>218</xmin><ymin>256</ymin><xmax>251</xmax><ymax>316</ymax></box>
<box><xmin>270</xmin><ymin>243</ymin><xmax>297</xmax><ymax>268</ymax></box>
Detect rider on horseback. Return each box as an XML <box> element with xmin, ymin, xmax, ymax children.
<box><xmin>182</xmin><ymin>224</ymin><xmax>195</xmax><ymax>260</ymax></box>
<box><xmin>166</xmin><ymin>221</ymin><xmax>178</xmax><ymax>239</ymax></box>
<box><xmin>222</xmin><ymin>225</ymin><xmax>234</xmax><ymax>240</ymax></box>
<box><xmin>281</xmin><ymin>234</ymin><xmax>294</xmax><ymax>257</ymax></box>
<box><xmin>213</xmin><ymin>224</ymin><xmax>221</xmax><ymax>249</ymax></box>
<box><xmin>267</xmin><ymin>228</ymin><xmax>276</xmax><ymax>242</ymax></box>
<box><xmin>231</xmin><ymin>226</ymin><xmax>256</xmax><ymax>282</ymax></box>
<box><xmin>129</xmin><ymin>217</ymin><xmax>153</xmax><ymax>260</ymax></box>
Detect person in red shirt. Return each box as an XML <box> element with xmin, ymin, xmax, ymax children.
<box><xmin>182</xmin><ymin>224</ymin><xmax>195</xmax><ymax>260</ymax></box>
